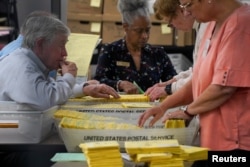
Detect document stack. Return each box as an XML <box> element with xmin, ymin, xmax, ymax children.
<box><xmin>125</xmin><ymin>139</ymin><xmax>185</xmax><ymax>167</ymax></box>
<box><xmin>165</xmin><ymin>119</ymin><xmax>186</xmax><ymax>128</ymax></box>
<box><xmin>177</xmin><ymin>145</ymin><xmax>209</xmax><ymax>161</ymax></box>
<box><xmin>60</xmin><ymin>117</ymin><xmax>140</xmax><ymax>129</ymax></box>
<box><xmin>79</xmin><ymin>141</ymin><xmax>123</xmax><ymax>167</ymax></box>
<box><xmin>124</xmin><ymin>139</ymin><xmax>209</xmax><ymax>167</ymax></box>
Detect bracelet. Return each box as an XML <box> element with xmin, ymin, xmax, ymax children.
<box><xmin>180</xmin><ymin>106</ymin><xmax>195</xmax><ymax>117</ymax></box>
<box><xmin>116</xmin><ymin>80</ymin><xmax>122</xmax><ymax>92</ymax></box>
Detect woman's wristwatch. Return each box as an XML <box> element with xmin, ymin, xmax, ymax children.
<box><xmin>180</xmin><ymin>105</ymin><xmax>195</xmax><ymax>117</ymax></box>
<box><xmin>165</xmin><ymin>84</ymin><xmax>172</xmax><ymax>95</ymax></box>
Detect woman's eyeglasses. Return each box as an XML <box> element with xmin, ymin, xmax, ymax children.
<box><xmin>179</xmin><ymin>0</ymin><xmax>194</xmax><ymax>11</ymax></box>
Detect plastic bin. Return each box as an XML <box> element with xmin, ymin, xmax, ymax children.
<box><xmin>58</xmin><ymin>126</ymin><xmax>196</xmax><ymax>153</ymax></box>
<box><xmin>0</xmin><ymin>101</ymin><xmax>58</xmax><ymax>143</ymax></box>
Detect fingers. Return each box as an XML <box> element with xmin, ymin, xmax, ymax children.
<box><xmin>103</xmin><ymin>85</ymin><xmax>120</xmax><ymax>98</ymax></box>
<box><xmin>91</xmin><ymin>84</ymin><xmax>120</xmax><ymax>98</ymax></box>
<box><xmin>164</xmin><ymin>110</ymin><xmax>191</xmax><ymax>120</ymax></box>
<box><xmin>87</xmin><ymin>80</ymin><xmax>100</xmax><ymax>85</ymax></box>
<box><xmin>138</xmin><ymin>112</ymin><xmax>148</xmax><ymax>127</ymax></box>
<box><xmin>138</xmin><ymin>107</ymin><xmax>163</xmax><ymax>127</ymax></box>
<box><xmin>60</xmin><ymin>62</ymin><xmax>78</xmax><ymax>77</ymax></box>
<box><xmin>162</xmin><ymin>112</ymin><xmax>171</xmax><ymax>123</ymax></box>
<box><xmin>144</xmin><ymin>87</ymin><xmax>153</xmax><ymax>95</ymax></box>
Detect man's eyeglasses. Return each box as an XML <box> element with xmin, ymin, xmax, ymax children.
<box><xmin>179</xmin><ymin>0</ymin><xmax>193</xmax><ymax>10</ymax></box>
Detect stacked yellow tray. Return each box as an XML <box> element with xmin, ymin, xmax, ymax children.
<box><xmin>165</xmin><ymin>119</ymin><xmax>186</xmax><ymax>128</ymax></box>
<box><xmin>60</xmin><ymin>117</ymin><xmax>140</xmax><ymax>130</ymax></box>
<box><xmin>79</xmin><ymin>141</ymin><xmax>123</xmax><ymax>167</ymax></box>
<box><xmin>125</xmin><ymin>139</ymin><xmax>183</xmax><ymax>155</ymax></box>
<box><xmin>124</xmin><ymin>140</ymin><xmax>209</xmax><ymax>167</ymax></box>
<box><xmin>177</xmin><ymin>145</ymin><xmax>209</xmax><ymax>161</ymax></box>
<box><xmin>125</xmin><ymin>139</ymin><xmax>184</xmax><ymax>167</ymax></box>
<box><xmin>54</xmin><ymin>109</ymin><xmax>121</xmax><ymax>121</ymax></box>
<box><xmin>68</xmin><ymin>94</ymin><xmax>150</xmax><ymax>102</ymax></box>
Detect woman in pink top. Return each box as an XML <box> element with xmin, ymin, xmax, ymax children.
<box><xmin>138</xmin><ymin>0</ymin><xmax>250</xmax><ymax>166</ymax></box>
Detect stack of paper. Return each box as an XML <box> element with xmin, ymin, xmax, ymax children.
<box><xmin>125</xmin><ymin>139</ymin><xmax>183</xmax><ymax>155</ymax></box>
<box><xmin>54</xmin><ymin>109</ymin><xmax>120</xmax><ymax>121</ymax></box>
<box><xmin>176</xmin><ymin>145</ymin><xmax>209</xmax><ymax>161</ymax></box>
<box><xmin>79</xmin><ymin>141</ymin><xmax>123</xmax><ymax>167</ymax></box>
<box><xmin>136</xmin><ymin>153</ymin><xmax>173</xmax><ymax>162</ymax></box>
<box><xmin>149</xmin><ymin>158</ymin><xmax>184</xmax><ymax>167</ymax></box>
<box><xmin>125</xmin><ymin>139</ymin><xmax>184</xmax><ymax>167</ymax></box>
<box><xmin>165</xmin><ymin>119</ymin><xmax>186</xmax><ymax>128</ymax></box>
<box><xmin>60</xmin><ymin>117</ymin><xmax>140</xmax><ymax>129</ymax></box>
<box><xmin>121</xmin><ymin>102</ymin><xmax>153</xmax><ymax>108</ymax></box>
<box><xmin>68</xmin><ymin>94</ymin><xmax>150</xmax><ymax>102</ymax></box>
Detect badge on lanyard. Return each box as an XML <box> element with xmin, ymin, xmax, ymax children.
<box><xmin>116</xmin><ymin>61</ymin><xmax>130</xmax><ymax>67</ymax></box>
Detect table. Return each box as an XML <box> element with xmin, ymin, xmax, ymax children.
<box><xmin>0</xmin><ymin>131</ymin><xmax>67</xmax><ymax>167</ymax></box>
<box><xmin>52</xmin><ymin>160</ymin><xmax>193</xmax><ymax>167</ymax></box>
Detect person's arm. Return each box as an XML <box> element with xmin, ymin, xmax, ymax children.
<box><xmin>94</xmin><ymin>44</ymin><xmax>118</xmax><ymax>89</ymax></box>
<box><xmin>159</xmin><ymin>50</ymin><xmax>177</xmax><ymax>82</ymax></box>
<box><xmin>181</xmin><ymin>84</ymin><xmax>237</xmax><ymax>116</ymax></box>
<box><xmin>161</xmin><ymin>84</ymin><xmax>237</xmax><ymax>123</ymax></box>
<box><xmin>138</xmin><ymin>80</ymin><xmax>193</xmax><ymax>127</ymax></box>
<box><xmin>82</xmin><ymin>83</ymin><xmax>120</xmax><ymax>98</ymax></box>
<box><xmin>171</xmin><ymin>71</ymin><xmax>192</xmax><ymax>94</ymax></box>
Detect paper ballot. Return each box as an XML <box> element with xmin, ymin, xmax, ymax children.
<box><xmin>66</xmin><ymin>33</ymin><xmax>100</xmax><ymax>76</ymax></box>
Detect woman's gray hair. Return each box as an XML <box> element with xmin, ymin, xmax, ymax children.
<box><xmin>117</xmin><ymin>0</ymin><xmax>150</xmax><ymax>25</ymax></box>
<box><xmin>22</xmin><ymin>15</ymin><xmax>70</xmax><ymax>49</ymax></box>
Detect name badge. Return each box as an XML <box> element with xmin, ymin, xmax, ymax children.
<box><xmin>116</xmin><ymin>61</ymin><xmax>130</xmax><ymax>67</ymax></box>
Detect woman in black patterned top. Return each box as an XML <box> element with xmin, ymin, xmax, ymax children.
<box><xmin>94</xmin><ymin>0</ymin><xmax>176</xmax><ymax>94</ymax></box>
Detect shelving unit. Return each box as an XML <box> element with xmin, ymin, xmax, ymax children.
<box><xmin>0</xmin><ymin>0</ymin><xmax>19</xmax><ymax>42</ymax></box>
<box><xmin>66</xmin><ymin>0</ymin><xmax>194</xmax><ymax>77</ymax></box>
<box><xmin>66</xmin><ymin>0</ymin><xmax>195</xmax><ymax>47</ymax></box>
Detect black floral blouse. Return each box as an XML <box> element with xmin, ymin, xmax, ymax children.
<box><xmin>94</xmin><ymin>39</ymin><xmax>177</xmax><ymax>92</ymax></box>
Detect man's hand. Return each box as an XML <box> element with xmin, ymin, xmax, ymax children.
<box><xmin>83</xmin><ymin>83</ymin><xmax>120</xmax><ymax>99</ymax></box>
<box><xmin>138</xmin><ymin>106</ymin><xmax>165</xmax><ymax>127</ymax></box>
<box><xmin>119</xmin><ymin>81</ymin><xmax>139</xmax><ymax>94</ymax></box>
<box><xmin>59</xmin><ymin>61</ymin><xmax>78</xmax><ymax>77</ymax></box>
<box><xmin>145</xmin><ymin>85</ymin><xmax>167</xmax><ymax>101</ymax></box>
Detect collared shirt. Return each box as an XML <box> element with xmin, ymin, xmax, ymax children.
<box><xmin>94</xmin><ymin>39</ymin><xmax>177</xmax><ymax>91</ymax></box>
<box><xmin>171</xmin><ymin>22</ymin><xmax>208</xmax><ymax>93</ymax></box>
<box><xmin>0</xmin><ymin>34</ymin><xmax>57</xmax><ymax>78</ymax></box>
<box><xmin>0</xmin><ymin>48</ymin><xmax>77</xmax><ymax>110</ymax></box>
<box><xmin>193</xmin><ymin>4</ymin><xmax>250</xmax><ymax>150</ymax></box>
<box><xmin>0</xmin><ymin>34</ymin><xmax>23</xmax><ymax>58</ymax></box>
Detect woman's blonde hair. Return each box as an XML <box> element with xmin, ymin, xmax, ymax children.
<box><xmin>154</xmin><ymin>0</ymin><xmax>180</xmax><ymax>20</ymax></box>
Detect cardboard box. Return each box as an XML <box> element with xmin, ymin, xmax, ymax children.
<box><xmin>68</xmin><ymin>0</ymin><xmax>103</xmax><ymax>14</ymax></box>
<box><xmin>0</xmin><ymin>101</ymin><xmax>58</xmax><ymax>143</ymax></box>
<box><xmin>102</xmin><ymin>21</ymin><xmax>124</xmax><ymax>43</ymax></box>
<box><xmin>67</xmin><ymin>20</ymin><xmax>102</xmax><ymax>35</ymax></box>
<box><xmin>148</xmin><ymin>22</ymin><xmax>173</xmax><ymax>46</ymax></box>
<box><xmin>103</xmin><ymin>0</ymin><xmax>119</xmax><ymax>15</ymax></box>
<box><xmin>103</xmin><ymin>0</ymin><xmax>158</xmax><ymax>19</ymax></box>
<box><xmin>101</xmin><ymin>21</ymin><xmax>173</xmax><ymax>45</ymax></box>
<box><xmin>175</xmin><ymin>30</ymin><xmax>195</xmax><ymax>46</ymax></box>
<box><xmin>67</xmin><ymin>13</ymin><xmax>103</xmax><ymax>22</ymax></box>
